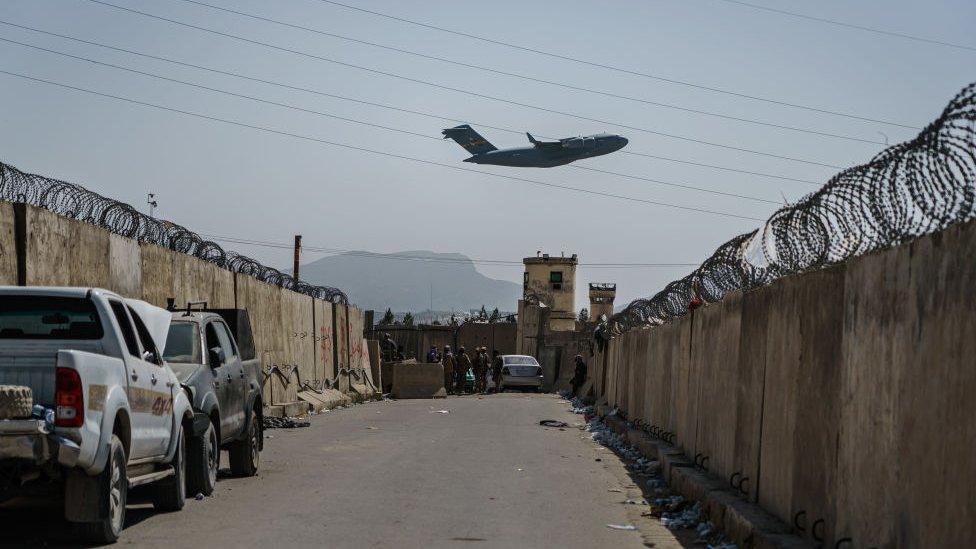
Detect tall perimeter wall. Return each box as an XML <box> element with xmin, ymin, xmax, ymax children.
<box><xmin>0</xmin><ymin>202</ymin><xmax>373</xmax><ymax>408</ymax></box>
<box><xmin>589</xmin><ymin>218</ymin><xmax>976</xmax><ymax>547</ymax></box>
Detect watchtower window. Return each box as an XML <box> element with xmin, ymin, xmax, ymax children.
<box><xmin>549</xmin><ymin>271</ymin><xmax>563</xmax><ymax>283</ymax></box>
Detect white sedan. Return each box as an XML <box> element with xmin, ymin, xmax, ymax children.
<box><xmin>498</xmin><ymin>355</ymin><xmax>544</xmax><ymax>392</ymax></box>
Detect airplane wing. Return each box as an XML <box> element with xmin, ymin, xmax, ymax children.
<box><xmin>526</xmin><ymin>132</ymin><xmax>563</xmax><ymax>150</ymax></box>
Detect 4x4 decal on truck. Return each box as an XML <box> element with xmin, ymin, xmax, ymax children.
<box><xmin>126</xmin><ymin>386</ymin><xmax>173</xmax><ymax>415</ymax></box>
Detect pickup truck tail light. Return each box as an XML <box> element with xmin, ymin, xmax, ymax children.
<box><xmin>55</xmin><ymin>367</ymin><xmax>84</xmax><ymax>428</ymax></box>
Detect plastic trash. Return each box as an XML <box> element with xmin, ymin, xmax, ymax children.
<box><xmin>430</xmin><ymin>410</ymin><xmax>450</xmax><ymax>414</ymax></box>
<box><xmin>606</xmin><ymin>524</ymin><xmax>637</xmax><ymax>531</ymax></box>
<box><xmin>194</xmin><ymin>493</ymin><xmax>204</xmax><ymax>501</ymax></box>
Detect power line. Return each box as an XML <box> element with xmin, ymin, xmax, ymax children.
<box><xmin>200</xmin><ymin>234</ymin><xmax>701</xmax><ymax>268</ymax></box>
<box><xmin>311</xmin><ymin>0</ymin><xmax>921</xmax><ymax>129</ymax></box>
<box><xmin>708</xmin><ymin>0</ymin><xmax>976</xmax><ymax>53</ymax></box>
<box><xmin>167</xmin><ymin>0</ymin><xmax>885</xmax><ymax>146</ymax></box>
<box><xmin>80</xmin><ymin>0</ymin><xmax>846</xmax><ymax>169</ymax></box>
<box><xmin>0</xmin><ymin>36</ymin><xmax>781</xmax><ymax>205</ymax></box>
<box><xmin>0</xmin><ymin>69</ymin><xmax>767</xmax><ymax>221</ymax></box>
<box><xmin>0</xmin><ymin>19</ymin><xmax>821</xmax><ymax>186</ymax></box>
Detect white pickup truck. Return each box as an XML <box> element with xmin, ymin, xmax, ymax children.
<box><xmin>0</xmin><ymin>287</ymin><xmax>193</xmax><ymax>543</ymax></box>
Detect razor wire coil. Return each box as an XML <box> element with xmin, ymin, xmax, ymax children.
<box><xmin>611</xmin><ymin>82</ymin><xmax>976</xmax><ymax>332</ymax></box>
<box><xmin>0</xmin><ymin>163</ymin><xmax>348</xmax><ymax>304</ymax></box>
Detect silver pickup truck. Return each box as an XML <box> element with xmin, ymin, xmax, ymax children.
<box><xmin>0</xmin><ymin>287</ymin><xmax>193</xmax><ymax>543</ymax></box>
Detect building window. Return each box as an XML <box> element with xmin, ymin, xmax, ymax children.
<box><xmin>550</xmin><ymin>271</ymin><xmax>563</xmax><ymax>290</ymax></box>
<box><xmin>523</xmin><ymin>272</ymin><xmax>529</xmax><ymax>290</ymax></box>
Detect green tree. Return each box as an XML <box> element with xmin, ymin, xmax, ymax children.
<box><xmin>578</xmin><ymin>307</ymin><xmax>590</xmax><ymax>323</ymax></box>
<box><xmin>489</xmin><ymin>307</ymin><xmax>500</xmax><ymax>323</ymax></box>
<box><xmin>403</xmin><ymin>312</ymin><xmax>415</xmax><ymax>326</ymax></box>
<box><xmin>478</xmin><ymin>305</ymin><xmax>488</xmax><ymax>320</ymax></box>
<box><xmin>380</xmin><ymin>308</ymin><xmax>395</xmax><ymax>325</ymax></box>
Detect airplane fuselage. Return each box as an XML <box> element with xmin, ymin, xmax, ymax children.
<box><xmin>464</xmin><ymin>133</ymin><xmax>628</xmax><ymax>168</ymax></box>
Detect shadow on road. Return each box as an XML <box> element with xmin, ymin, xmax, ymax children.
<box><xmin>0</xmin><ymin>468</ymin><xmax>241</xmax><ymax>548</ymax></box>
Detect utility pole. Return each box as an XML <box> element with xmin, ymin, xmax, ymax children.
<box><xmin>146</xmin><ymin>192</ymin><xmax>157</xmax><ymax>217</ymax></box>
<box><xmin>293</xmin><ymin>235</ymin><xmax>302</xmax><ymax>282</ymax></box>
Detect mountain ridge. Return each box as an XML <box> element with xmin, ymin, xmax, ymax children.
<box><xmin>295</xmin><ymin>250</ymin><xmax>521</xmax><ymax>313</ymax></box>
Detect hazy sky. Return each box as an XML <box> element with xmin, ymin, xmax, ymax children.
<box><xmin>1</xmin><ymin>0</ymin><xmax>973</xmax><ymax>308</ymax></box>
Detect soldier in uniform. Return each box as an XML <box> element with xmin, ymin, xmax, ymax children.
<box><xmin>491</xmin><ymin>349</ymin><xmax>504</xmax><ymax>393</ymax></box>
<box><xmin>455</xmin><ymin>346</ymin><xmax>472</xmax><ymax>394</ymax></box>
<box><xmin>441</xmin><ymin>345</ymin><xmax>456</xmax><ymax>395</ymax></box>
<box><xmin>473</xmin><ymin>347</ymin><xmax>489</xmax><ymax>393</ymax></box>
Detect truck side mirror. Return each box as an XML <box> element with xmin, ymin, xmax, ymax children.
<box><xmin>208</xmin><ymin>347</ymin><xmax>226</xmax><ymax>367</ymax></box>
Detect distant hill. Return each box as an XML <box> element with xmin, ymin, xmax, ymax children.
<box><xmin>295</xmin><ymin>250</ymin><xmax>521</xmax><ymax>313</ymax></box>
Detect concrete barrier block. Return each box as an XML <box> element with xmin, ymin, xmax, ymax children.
<box><xmin>391</xmin><ymin>362</ymin><xmax>446</xmax><ymax>399</ymax></box>
<box><xmin>298</xmin><ymin>388</ymin><xmax>352</xmax><ymax>412</ymax></box>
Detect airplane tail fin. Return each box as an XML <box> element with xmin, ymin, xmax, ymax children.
<box><xmin>442</xmin><ymin>124</ymin><xmax>497</xmax><ymax>155</ymax></box>
<box><xmin>526</xmin><ymin>132</ymin><xmax>540</xmax><ymax>146</ymax></box>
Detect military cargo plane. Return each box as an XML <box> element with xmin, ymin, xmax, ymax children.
<box><xmin>442</xmin><ymin>124</ymin><xmax>628</xmax><ymax>167</ymax></box>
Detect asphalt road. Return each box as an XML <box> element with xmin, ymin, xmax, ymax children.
<box><xmin>1</xmin><ymin>393</ymin><xmax>687</xmax><ymax>548</ymax></box>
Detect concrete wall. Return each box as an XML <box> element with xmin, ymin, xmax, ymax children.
<box><xmin>314</xmin><ymin>301</ymin><xmax>336</xmax><ymax>381</ymax></box>
<box><xmin>593</xmin><ymin>218</ymin><xmax>976</xmax><ymax>546</ymax></box>
<box><xmin>0</xmin><ymin>202</ymin><xmax>16</xmax><ymax>285</ymax></box>
<box><xmin>4</xmin><ymin>202</ymin><xmax>368</xmax><ymax>408</ymax></box>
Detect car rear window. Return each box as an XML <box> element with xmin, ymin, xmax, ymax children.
<box><xmin>504</xmin><ymin>356</ymin><xmax>538</xmax><ymax>365</ymax></box>
<box><xmin>0</xmin><ymin>296</ymin><xmax>104</xmax><ymax>339</ymax></box>
<box><xmin>163</xmin><ymin>322</ymin><xmax>201</xmax><ymax>363</ymax></box>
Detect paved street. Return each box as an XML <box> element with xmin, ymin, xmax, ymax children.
<box><xmin>1</xmin><ymin>393</ymin><xmax>686</xmax><ymax>548</ymax></box>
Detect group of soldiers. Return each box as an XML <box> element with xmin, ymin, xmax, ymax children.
<box><xmin>429</xmin><ymin>345</ymin><xmax>503</xmax><ymax>394</ymax></box>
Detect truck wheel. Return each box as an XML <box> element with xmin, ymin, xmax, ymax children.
<box><xmin>187</xmin><ymin>420</ymin><xmax>219</xmax><ymax>496</ymax></box>
<box><xmin>78</xmin><ymin>434</ymin><xmax>127</xmax><ymax>543</ymax></box>
<box><xmin>153</xmin><ymin>427</ymin><xmax>186</xmax><ymax>512</ymax></box>
<box><xmin>229</xmin><ymin>410</ymin><xmax>260</xmax><ymax>477</ymax></box>
<box><xmin>0</xmin><ymin>385</ymin><xmax>33</xmax><ymax>419</ymax></box>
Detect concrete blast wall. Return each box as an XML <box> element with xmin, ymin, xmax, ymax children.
<box><xmin>0</xmin><ymin>202</ymin><xmax>16</xmax><ymax>285</ymax></box>
<box><xmin>595</xmin><ymin>218</ymin><xmax>976</xmax><ymax>546</ymax></box>
<box><xmin>2</xmin><ymin>202</ymin><xmax>368</xmax><ymax>408</ymax></box>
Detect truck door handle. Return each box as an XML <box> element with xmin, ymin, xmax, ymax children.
<box><xmin>150</xmin><ymin>373</ymin><xmax>158</xmax><ymax>385</ymax></box>
<box><xmin>225</xmin><ymin>374</ymin><xmax>232</xmax><ymax>381</ymax></box>
<box><xmin>131</xmin><ymin>371</ymin><xmax>139</xmax><ymax>381</ymax></box>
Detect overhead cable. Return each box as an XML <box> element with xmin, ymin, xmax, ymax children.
<box><xmin>310</xmin><ymin>0</ymin><xmax>921</xmax><ymax>128</ymax></box>
<box><xmin>0</xmin><ymin>19</ymin><xmax>821</xmax><ymax>186</ymax></box>
<box><xmin>79</xmin><ymin>0</ymin><xmax>847</xmax><ymax>169</ymax></box>
<box><xmin>0</xmin><ymin>69</ymin><xmax>766</xmax><ymax>221</ymax></box>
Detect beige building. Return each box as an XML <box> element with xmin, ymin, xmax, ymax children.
<box><xmin>588</xmin><ymin>283</ymin><xmax>616</xmax><ymax>322</ymax></box>
<box><xmin>522</xmin><ymin>252</ymin><xmax>577</xmax><ymax>332</ymax></box>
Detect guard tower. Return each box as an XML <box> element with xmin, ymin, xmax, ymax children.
<box><xmin>588</xmin><ymin>283</ymin><xmax>616</xmax><ymax>322</ymax></box>
<box><xmin>522</xmin><ymin>252</ymin><xmax>578</xmax><ymax>331</ymax></box>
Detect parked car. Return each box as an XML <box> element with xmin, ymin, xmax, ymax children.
<box><xmin>162</xmin><ymin>305</ymin><xmax>263</xmax><ymax>495</ymax></box>
<box><xmin>497</xmin><ymin>355</ymin><xmax>544</xmax><ymax>392</ymax></box>
<box><xmin>0</xmin><ymin>287</ymin><xmax>193</xmax><ymax>543</ymax></box>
